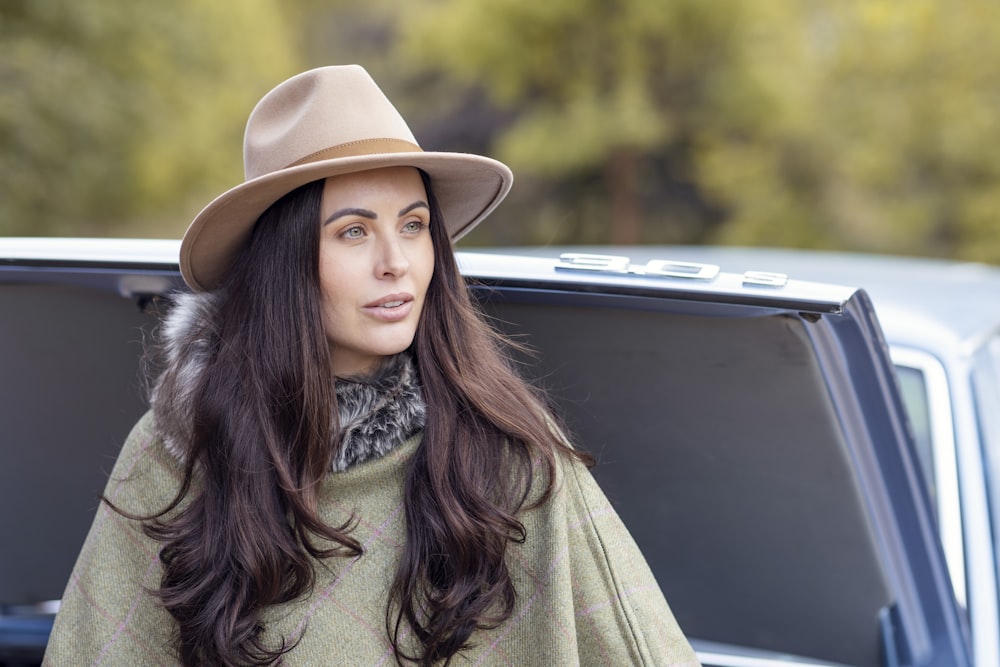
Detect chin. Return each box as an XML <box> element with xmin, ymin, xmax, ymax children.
<box><xmin>370</xmin><ymin>337</ymin><xmax>417</xmax><ymax>359</ymax></box>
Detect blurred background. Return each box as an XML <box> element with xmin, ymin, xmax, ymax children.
<box><xmin>4</xmin><ymin>0</ymin><xmax>1000</xmax><ymax>261</ymax></box>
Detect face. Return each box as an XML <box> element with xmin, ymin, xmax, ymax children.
<box><xmin>318</xmin><ymin>166</ymin><xmax>435</xmax><ymax>377</ymax></box>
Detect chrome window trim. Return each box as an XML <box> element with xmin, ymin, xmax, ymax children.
<box><xmin>890</xmin><ymin>347</ymin><xmax>965</xmax><ymax>609</ymax></box>
<box><xmin>691</xmin><ymin>641</ymin><xmax>852</xmax><ymax>667</ymax></box>
<box><xmin>696</xmin><ymin>654</ymin><xmax>846</xmax><ymax>667</ymax></box>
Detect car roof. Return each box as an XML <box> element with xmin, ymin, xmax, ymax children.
<box><xmin>0</xmin><ymin>237</ymin><xmax>861</xmax><ymax>315</ymax></box>
<box><xmin>0</xmin><ymin>237</ymin><xmax>180</xmax><ymax>267</ymax></box>
<box><xmin>476</xmin><ymin>245</ymin><xmax>1000</xmax><ymax>352</ymax></box>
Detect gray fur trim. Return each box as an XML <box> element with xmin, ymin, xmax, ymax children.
<box><xmin>332</xmin><ymin>354</ymin><xmax>426</xmax><ymax>471</ymax></box>
<box><xmin>151</xmin><ymin>291</ymin><xmax>221</xmax><ymax>461</ymax></box>
<box><xmin>150</xmin><ymin>290</ymin><xmax>425</xmax><ymax>470</ymax></box>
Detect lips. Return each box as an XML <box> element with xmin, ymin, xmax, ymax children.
<box><xmin>365</xmin><ymin>293</ymin><xmax>413</xmax><ymax>309</ymax></box>
<box><xmin>363</xmin><ymin>293</ymin><xmax>415</xmax><ymax>322</ymax></box>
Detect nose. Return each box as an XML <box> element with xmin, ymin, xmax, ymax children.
<box><xmin>374</xmin><ymin>235</ymin><xmax>409</xmax><ymax>279</ymax></box>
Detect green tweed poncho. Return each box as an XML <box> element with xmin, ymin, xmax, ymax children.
<box><xmin>44</xmin><ymin>412</ymin><xmax>698</xmax><ymax>665</ymax></box>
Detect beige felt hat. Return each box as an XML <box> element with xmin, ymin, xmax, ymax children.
<box><xmin>179</xmin><ymin>65</ymin><xmax>513</xmax><ymax>292</ymax></box>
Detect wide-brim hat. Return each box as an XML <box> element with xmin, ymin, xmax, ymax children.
<box><xmin>179</xmin><ymin>65</ymin><xmax>513</xmax><ymax>292</ymax></box>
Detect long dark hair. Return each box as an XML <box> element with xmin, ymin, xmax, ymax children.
<box><xmin>130</xmin><ymin>173</ymin><xmax>586</xmax><ymax>666</ymax></box>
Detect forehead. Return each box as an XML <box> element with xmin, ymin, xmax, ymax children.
<box><xmin>320</xmin><ymin>167</ymin><xmax>426</xmax><ymax>207</ymax></box>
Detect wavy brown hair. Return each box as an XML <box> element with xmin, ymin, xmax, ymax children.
<box><xmin>125</xmin><ymin>173</ymin><xmax>587</xmax><ymax>666</ymax></box>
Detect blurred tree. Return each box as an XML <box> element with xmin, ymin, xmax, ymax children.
<box><xmin>7</xmin><ymin>0</ymin><xmax>1000</xmax><ymax>261</ymax></box>
<box><xmin>395</xmin><ymin>0</ymin><xmax>746</xmax><ymax>245</ymax></box>
<box><xmin>693</xmin><ymin>0</ymin><xmax>1000</xmax><ymax>260</ymax></box>
<box><xmin>0</xmin><ymin>0</ymin><xmax>300</xmax><ymax>237</ymax></box>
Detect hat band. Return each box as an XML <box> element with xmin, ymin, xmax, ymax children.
<box><xmin>288</xmin><ymin>138</ymin><xmax>423</xmax><ymax>168</ymax></box>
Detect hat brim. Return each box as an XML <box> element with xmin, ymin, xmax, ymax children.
<box><xmin>180</xmin><ymin>151</ymin><xmax>512</xmax><ymax>292</ymax></box>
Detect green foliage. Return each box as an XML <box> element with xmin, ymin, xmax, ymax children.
<box><xmin>0</xmin><ymin>0</ymin><xmax>300</xmax><ymax>236</ymax></box>
<box><xmin>686</xmin><ymin>0</ymin><xmax>1000</xmax><ymax>260</ymax></box>
<box><xmin>398</xmin><ymin>0</ymin><xmax>746</xmax><ymax>244</ymax></box>
<box><xmin>394</xmin><ymin>0</ymin><xmax>1000</xmax><ymax>260</ymax></box>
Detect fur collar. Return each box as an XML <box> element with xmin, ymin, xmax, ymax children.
<box><xmin>332</xmin><ymin>354</ymin><xmax>425</xmax><ymax>471</ymax></box>
<box><xmin>151</xmin><ymin>291</ymin><xmax>426</xmax><ymax>471</ymax></box>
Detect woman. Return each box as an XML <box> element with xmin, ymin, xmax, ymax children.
<box><xmin>44</xmin><ymin>66</ymin><xmax>698</xmax><ymax>666</ymax></box>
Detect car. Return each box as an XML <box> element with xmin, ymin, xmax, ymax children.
<box><xmin>0</xmin><ymin>238</ymin><xmax>982</xmax><ymax>666</ymax></box>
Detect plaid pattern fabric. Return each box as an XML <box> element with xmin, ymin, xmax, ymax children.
<box><xmin>44</xmin><ymin>412</ymin><xmax>699</xmax><ymax>665</ymax></box>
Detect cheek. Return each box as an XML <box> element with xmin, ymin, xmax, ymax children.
<box><xmin>418</xmin><ymin>240</ymin><xmax>436</xmax><ymax>286</ymax></box>
<box><xmin>318</xmin><ymin>258</ymin><xmax>348</xmax><ymax>315</ymax></box>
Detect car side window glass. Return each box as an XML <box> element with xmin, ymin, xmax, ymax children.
<box><xmin>896</xmin><ymin>364</ymin><xmax>936</xmax><ymax>508</ymax></box>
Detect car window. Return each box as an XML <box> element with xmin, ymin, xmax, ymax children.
<box><xmin>896</xmin><ymin>364</ymin><xmax>935</xmax><ymax>504</ymax></box>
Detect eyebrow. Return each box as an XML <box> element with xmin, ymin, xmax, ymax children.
<box><xmin>323</xmin><ymin>207</ymin><xmax>376</xmax><ymax>226</ymax></box>
<box><xmin>398</xmin><ymin>200</ymin><xmax>429</xmax><ymax>217</ymax></box>
<box><xmin>323</xmin><ymin>200</ymin><xmax>429</xmax><ymax>226</ymax></box>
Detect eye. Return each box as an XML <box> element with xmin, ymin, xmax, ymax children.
<box><xmin>402</xmin><ymin>220</ymin><xmax>427</xmax><ymax>234</ymax></box>
<box><xmin>340</xmin><ymin>225</ymin><xmax>365</xmax><ymax>240</ymax></box>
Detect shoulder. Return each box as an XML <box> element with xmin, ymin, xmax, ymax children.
<box><xmin>103</xmin><ymin>410</ymin><xmax>188</xmax><ymax>517</ymax></box>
